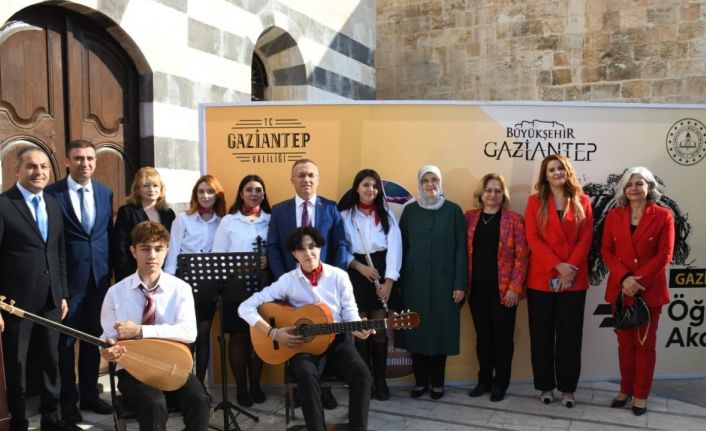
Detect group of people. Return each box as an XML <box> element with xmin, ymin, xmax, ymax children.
<box><xmin>0</xmin><ymin>143</ymin><xmax>674</xmax><ymax>431</ymax></box>
<box><xmin>462</xmin><ymin>155</ymin><xmax>673</xmax><ymax>420</ymax></box>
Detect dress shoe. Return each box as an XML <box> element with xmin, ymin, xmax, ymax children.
<box><xmin>410</xmin><ymin>386</ymin><xmax>427</xmax><ymax>398</ymax></box>
<box><xmin>236</xmin><ymin>389</ymin><xmax>253</xmax><ymax>407</ymax></box>
<box><xmin>561</xmin><ymin>398</ymin><xmax>575</xmax><ymax>408</ymax></box>
<box><xmin>374</xmin><ymin>378</ymin><xmax>391</xmax><ymax>401</ymax></box>
<box><xmin>490</xmin><ymin>387</ymin><xmax>506</xmax><ymax>402</ymax></box>
<box><xmin>41</xmin><ymin>419</ymin><xmax>82</xmax><ymax>431</ymax></box>
<box><xmin>632</xmin><ymin>406</ymin><xmax>647</xmax><ymax>416</ymax></box>
<box><xmin>79</xmin><ymin>398</ymin><xmax>113</xmax><ymax>415</ymax></box>
<box><xmin>321</xmin><ymin>389</ymin><xmax>338</xmax><ymax>410</ymax></box>
<box><xmin>468</xmin><ymin>383</ymin><xmax>490</xmax><ymax>397</ymax></box>
<box><xmin>61</xmin><ymin>405</ymin><xmax>83</xmax><ymax>424</ymax></box>
<box><xmin>540</xmin><ymin>390</ymin><xmax>554</xmax><ymax>404</ymax></box>
<box><xmin>430</xmin><ymin>388</ymin><xmax>444</xmax><ymax>400</ymax></box>
<box><xmin>250</xmin><ymin>386</ymin><xmax>266</xmax><ymax>404</ymax></box>
<box><xmin>610</xmin><ymin>396</ymin><xmax>631</xmax><ymax>408</ymax></box>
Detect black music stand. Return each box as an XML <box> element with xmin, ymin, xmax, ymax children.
<box><xmin>177</xmin><ymin>252</ymin><xmax>262</xmax><ymax>431</ymax></box>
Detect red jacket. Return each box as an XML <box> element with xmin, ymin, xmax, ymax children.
<box><xmin>524</xmin><ymin>193</ymin><xmax>593</xmax><ymax>292</ymax></box>
<box><xmin>465</xmin><ymin>208</ymin><xmax>529</xmax><ymax>302</ymax></box>
<box><xmin>600</xmin><ymin>203</ymin><xmax>674</xmax><ymax>307</ymax></box>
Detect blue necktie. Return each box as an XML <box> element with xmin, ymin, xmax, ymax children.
<box><xmin>78</xmin><ymin>187</ymin><xmax>92</xmax><ymax>233</ymax></box>
<box><xmin>32</xmin><ymin>195</ymin><xmax>48</xmax><ymax>241</ymax></box>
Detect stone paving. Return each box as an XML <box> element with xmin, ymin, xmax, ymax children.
<box><xmin>27</xmin><ymin>379</ymin><xmax>706</xmax><ymax>430</ymax></box>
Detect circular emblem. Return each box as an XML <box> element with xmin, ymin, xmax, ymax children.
<box><xmin>666</xmin><ymin>118</ymin><xmax>706</xmax><ymax>166</ymax></box>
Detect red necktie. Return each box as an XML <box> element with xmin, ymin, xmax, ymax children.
<box><xmin>301</xmin><ymin>201</ymin><xmax>311</xmax><ymax>227</ymax></box>
<box><xmin>141</xmin><ymin>285</ymin><xmax>158</xmax><ymax>325</ymax></box>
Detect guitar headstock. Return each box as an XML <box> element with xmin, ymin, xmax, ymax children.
<box><xmin>0</xmin><ymin>296</ymin><xmax>23</xmax><ymax>317</ymax></box>
<box><xmin>387</xmin><ymin>310</ymin><xmax>420</xmax><ymax>330</ymax></box>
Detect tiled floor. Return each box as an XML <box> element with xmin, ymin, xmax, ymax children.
<box><xmin>27</xmin><ymin>380</ymin><xmax>706</xmax><ymax>430</ymax></box>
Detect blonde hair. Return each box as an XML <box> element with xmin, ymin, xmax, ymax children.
<box><xmin>126</xmin><ymin>167</ymin><xmax>169</xmax><ymax>210</ymax></box>
<box><xmin>534</xmin><ymin>154</ymin><xmax>585</xmax><ymax>232</ymax></box>
<box><xmin>473</xmin><ymin>173</ymin><xmax>510</xmax><ymax>209</ymax></box>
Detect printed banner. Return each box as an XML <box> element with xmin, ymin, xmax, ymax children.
<box><xmin>201</xmin><ymin>102</ymin><xmax>706</xmax><ymax>383</ymax></box>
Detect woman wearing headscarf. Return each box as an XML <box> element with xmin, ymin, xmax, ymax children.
<box><xmin>601</xmin><ymin>167</ymin><xmax>674</xmax><ymax>416</ymax></box>
<box><xmin>396</xmin><ymin>165</ymin><xmax>467</xmax><ymax>400</ymax></box>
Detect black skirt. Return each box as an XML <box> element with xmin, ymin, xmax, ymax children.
<box><xmin>348</xmin><ymin>250</ymin><xmax>401</xmax><ymax>312</ymax></box>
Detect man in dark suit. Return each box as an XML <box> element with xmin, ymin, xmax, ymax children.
<box><xmin>45</xmin><ymin>140</ymin><xmax>113</xmax><ymax>423</ymax></box>
<box><xmin>0</xmin><ymin>147</ymin><xmax>79</xmax><ymax>431</ymax></box>
<box><xmin>267</xmin><ymin>158</ymin><xmax>348</xmax><ymax>409</ymax></box>
<box><xmin>268</xmin><ymin>159</ymin><xmax>348</xmax><ymax>278</ymax></box>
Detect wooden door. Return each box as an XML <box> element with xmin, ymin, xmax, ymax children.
<box><xmin>0</xmin><ymin>5</ymin><xmax>140</xmax><ymax>210</ymax></box>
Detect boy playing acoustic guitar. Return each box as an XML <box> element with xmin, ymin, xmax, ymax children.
<box><xmin>100</xmin><ymin>221</ymin><xmax>210</xmax><ymax>430</ymax></box>
<box><xmin>239</xmin><ymin>226</ymin><xmax>373</xmax><ymax>431</ymax></box>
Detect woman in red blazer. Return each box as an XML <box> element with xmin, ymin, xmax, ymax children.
<box><xmin>524</xmin><ymin>154</ymin><xmax>593</xmax><ymax>408</ymax></box>
<box><xmin>600</xmin><ymin>167</ymin><xmax>674</xmax><ymax>416</ymax></box>
<box><xmin>466</xmin><ymin>173</ymin><xmax>528</xmax><ymax>402</ymax></box>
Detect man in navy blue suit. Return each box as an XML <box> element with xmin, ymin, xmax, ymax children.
<box><xmin>46</xmin><ymin>140</ymin><xmax>114</xmax><ymax>423</ymax></box>
<box><xmin>267</xmin><ymin>158</ymin><xmax>348</xmax><ymax>409</ymax></box>
<box><xmin>268</xmin><ymin>159</ymin><xmax>347</xmax><ymax>278</ymax></box>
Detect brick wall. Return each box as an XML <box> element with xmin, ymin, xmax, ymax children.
<box><xmin>377</xmin><ymin>0</ymin><xmax>706</xmax><ymax>103</ymax></box>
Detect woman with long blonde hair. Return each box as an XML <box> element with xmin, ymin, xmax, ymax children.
<box><xmin>113</xmin><ymin>167</ymin><xmax>176</xmax><ymax>281</ymax></box>
<box><xmin>524</xmin><ymin>155</ymin><xmax>593</xmax><ymax>408</ymax></box>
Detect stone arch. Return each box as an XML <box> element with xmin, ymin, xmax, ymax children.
<box><xmin>252</xmin><ymin>25</ymin><xmax>308</xmax><ymax>101</ymax></box>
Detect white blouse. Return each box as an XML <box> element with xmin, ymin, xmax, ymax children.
<box><xmin>164</xmin><ymin>211</ymin><xmax>220</xmax><ymax>274</ymax></box>
<box><xmin>212</xmin><ymin>211</ymin><xmax>271</xmax><ymax>253</ymax></box>
<box><xmin>340</xmin><ymin>206</ymin><xmax>402</xmax><ymax>281</ymax></box>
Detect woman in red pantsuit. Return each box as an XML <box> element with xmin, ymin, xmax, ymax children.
<box><xmin>601</xmin><ymin>166</ymin><xmax>674</xmax><ymax>416</ymax></box>
<box><xmin>525</xmin><ymin>154</ymin><xmax>593</xmax><ymax>408</ymax></box>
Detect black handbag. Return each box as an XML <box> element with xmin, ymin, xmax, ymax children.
<box><xmin>613</xmin><ymin>293</ymin><xmax>650</xmax><ymax>330</ymax></box>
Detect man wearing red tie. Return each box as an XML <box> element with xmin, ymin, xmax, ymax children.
<box><xmin>99</xmin><ymin>221</ymin><xmax>210</xmax><ymax>430</ymax></box>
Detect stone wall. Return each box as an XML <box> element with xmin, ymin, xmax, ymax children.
<box><xmin>377</xmin><ymin>0</ymin><xmax>706</xmax><ymax>103</ymax></box>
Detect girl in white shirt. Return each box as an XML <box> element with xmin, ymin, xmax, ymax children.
<box><xmin>212</xmin><ymin>174</ymin><xmax>271</xmax><ymax>407</ymax></box>
<box><xmin>338</xmin><ymin>169</ymin><xmax>402</xmax><ymax>401</ymax></box>
<box><xmin>164</xmin><ymin>174</ymin><xmax>226</xmax><ymax>385</ymax></box>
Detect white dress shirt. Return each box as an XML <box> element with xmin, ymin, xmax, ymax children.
<box><xmin>16</xmin><ymin>182</ymin><xmax>47</xmax><ymax>222</ymax></box>
<box><xmin>164</xmin><ymin>211</ymin><xmax>221</xmax><ymax>274</ymax></box>
<box><xmin>294</xmin><ymin>195</ymin><xmax>317</xmax><ymax>227</ymax></box>
<box><xmin>238</xmin><ymin>263</ymin><xmax>360</xmax><ymax>326</ymax></box>
<box><xmin>340</xmin><ymin>207</ymin><xmax>402</xmax><ymax>281</ymax></box>
<box><xmin>100</xmin><ymin>271</ymin><xmax>197</xmax><ymax>347</ymax></box>
<box><xmin>66</xmin><ymin>175</ymin><xmax>95</xmax><ymax>229</ymax></box>
<box><xmin>211</xmin><ymin>211</ymin><xmax>270</xmax><ymax>253</ymax></box>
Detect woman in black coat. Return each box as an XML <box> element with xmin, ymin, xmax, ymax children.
<box><xmin>113</xmin><ymin>167</ymin><xmax>175</xmax><ymax>281</ymax></box>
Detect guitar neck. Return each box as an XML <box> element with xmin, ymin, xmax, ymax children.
<box><xmin>4</xmin><ymin>306</ymin><xmax>109</xmax><ymax>348</ymax></box>
<box><xmin>298</xmin><ymin>318</ymin><xmax>387</xmax><ymax>337</ymax></box>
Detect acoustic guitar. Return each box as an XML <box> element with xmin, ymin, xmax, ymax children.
<box><xmin>0</xmin><ymin>296</ymin><xmax>192</xmax><ymax>391</ymax></box>
<box><xmin>251</xmin><ymin>302</ymin><xmax>420</xmax><ymax>364</ymax></box>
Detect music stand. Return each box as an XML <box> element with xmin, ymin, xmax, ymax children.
<box><xmin>177</xmin><ymin>252</ymin><xmax>262</xmax><ymax>431</ymax></box>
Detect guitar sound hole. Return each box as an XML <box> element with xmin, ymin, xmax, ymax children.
<box><xmin>295</xmin><ymin>319</ymin><xmax>315</xmax><ymax>342</ymax></box>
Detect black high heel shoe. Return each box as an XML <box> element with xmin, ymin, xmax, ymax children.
<box><xmin>632</xmin><ymin>406</ymin><xmax>647</xmax><ymax>416</ymax></box>
<box><xmin>610</xmin><ymin>396</ymin><xmax>631</xmax><ymax>408</ymax></box>
<box><xmin>410</xmin><ymin>386</ymin><xmax>427</xmax><ymax>399</ymax></box>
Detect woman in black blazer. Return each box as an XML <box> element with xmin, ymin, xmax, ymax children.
<box><xmin>113</xmin><ymin>167</ymin><xmax>175</xmax><ymax>281</ymax></box>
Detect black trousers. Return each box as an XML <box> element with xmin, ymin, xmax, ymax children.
<box><xmin>117</xmin><ymin>370</ymin><xmax>211</xmax><ymax>431</ymax></box>
<box><xmin>59</xmin><ymin>275</ymin><xmax>103</xmax><ymax>406</ymax></box>
<box><xmin>469</xmin><ymin>293</ymin><xmax>517</xmax><ymax>390</ymax></box>
<box><xmin>527</xmin><ymin>289</ymin><xmax>586</xmax><ymax>393</ymax></box>
<box><xmin>411</xmin><ymin>353</ymin><xmax>447</xmax><ymax>388</ymax></box>
<box><xmin>1</xmin><ymin>299</ymin><xmax>61</xmax><ymax>431</ymax></box>
<box><xmin>290</xmin><ymin>335</ymin><xmax>371</xmax><ymax>431</ymax></box>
